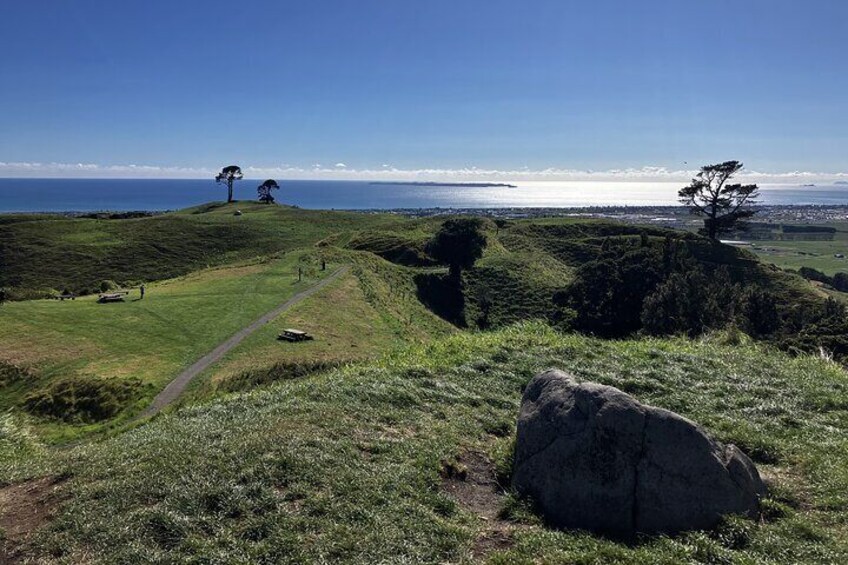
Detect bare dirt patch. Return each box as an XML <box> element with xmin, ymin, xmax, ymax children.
<box><xmin>760</xmin><ymin>465</ymin><xmax>811</xmax><ymax>511</ymax></box>
<box><xmin>441</xmin><ymin>450</ymin><xmax>527</xmax><ymax>562</ymax></box>
<box><xmin>0</xmin><ymin>476</ymin><xmax>65</xmax><ymax>563</ymax></box>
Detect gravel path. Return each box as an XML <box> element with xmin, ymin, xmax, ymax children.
<box><xmin>138</xmin><ymin>266</ymin><xmax>350</xmax><ymax>419</ymax></box>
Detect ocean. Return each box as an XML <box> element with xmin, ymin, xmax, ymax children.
<box><xmin>0</xmin><ymin>178</ymin><xmax>847</xmax><ymax>213</ymax></box>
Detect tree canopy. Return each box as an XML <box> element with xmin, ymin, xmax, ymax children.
<box><xmin>678</xmin><ymin>161</ymin><xmax>759</xmax><ymax>240</ymax></box>
<box><xmin>215</xmin><ymin>165</ymin><xmax>244</xmax><ymax>203</ymax></box>
<box><xmin>428</xmin><ymin>218</ymin><xmax>487</xmax><ymax>280</ymax></box>
<box><xmin>257</xmin><ymin>179</ymin><xmax>280</xmax><ymax>204</ymax></box>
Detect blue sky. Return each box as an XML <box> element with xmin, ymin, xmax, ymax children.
<box><xmin>1</xmin><ymin>0</ymin><xmax>847</xmax><ymax>180</ymax></box>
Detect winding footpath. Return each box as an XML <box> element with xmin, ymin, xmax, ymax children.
<box><xmin>138</xmin><ymin>266</ymin><xmax>350</xmax><ymax>419</ymax></box>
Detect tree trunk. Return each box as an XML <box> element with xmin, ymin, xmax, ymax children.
<box><xmin>227</xmin><ymin>180</ymin><xmax>234</xmax><ymax>203</ymax></box>
<box><xmin>707</xmin><ymin>205</ymin><xmax>718</xmax><ymax>240</ymax></box>
<box><xmin>707</xmin><ymin>219</ymin><xmax>717</xmax><ymax>240</ymax></box>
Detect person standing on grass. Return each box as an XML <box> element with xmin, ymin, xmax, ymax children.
<box><xmin>140</xmin><ymin>283</ymin><xmax>146</xmax><ymax>300</ymax></box>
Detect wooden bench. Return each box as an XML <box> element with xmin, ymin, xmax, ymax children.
<box><xmin>278</xmin><ymin>329</ymin><xmax>313</xmax><ymax>342</ymax></box>
<box><xmin>98</xmin><ymin>292</ymin><xmax>126</xmax><ymax>303</ymax></box>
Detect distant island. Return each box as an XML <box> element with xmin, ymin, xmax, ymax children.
<box><xmin>370</xmin><ymin>181</ymin><xmax>517</xmax><ymax>188</ymax></box>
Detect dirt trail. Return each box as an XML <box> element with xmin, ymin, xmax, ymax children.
<box><xmin>138</xmin><ymin>266</ymin><xmax>349</xmax><ymax>418</ymax></box>
<box><xmin>441</xmin><ymin>450</ymin><xmax>531</xmax><ymax>561</ymax></box>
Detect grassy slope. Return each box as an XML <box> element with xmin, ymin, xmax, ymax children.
<box><xmin>0</xmin><ymin>202</ymin><xmax>404</xmax><ymax>295</ymax></box>
<box><xmin>185</xmin><ymin>254</ymin><xmax>455</xmax><ymax>399</ymax></box>
<box><xmin>0</xmin><ymin>251</ymin><xmax>333</xmax><ymax>437</ymax></box>
<box><xmin>462</xmin><ymin>230</ymin><xmax>574</xmax><ymax>328</ymax></box>
<box><xmin>457</xmin><ymin>218</ymin><xmax>819</xmax><ymax>329</ymax></box>
<box><xmin>7</xmin><ymin>324</ymin><xmax>847</xmax><ymax>563</ymax></box>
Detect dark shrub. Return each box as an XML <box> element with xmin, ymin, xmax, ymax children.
<box><xmin>832</xmin><ymin>272</ymin><xmax>848</xmax><ymax>292</ymax></box>
<box><xmin>780</xmin><ymin>299</ymin><xmax>848</xmax><ymax>361</ymax></box>
<box><xmin>738</xmin><ymin>287</ymin><xmax>781</xmax><ymax>338</ymax></box>
<box><xmin>99</xmin><ymin>279</ymin><xmax>119</xmax><ymax>293</ymax></box>
<box><xmin>642</xmin><ymin>268</ymin><xmax>736</xmax><ymax>337</ymax></box>
<box><xmin>798</xmin><ymin>267</ymin><xmax>832</xmax><ymax>285</ymax></box>
<box><xmin>428</xmin><ymin>218</ymin><xmax>488</xmax><ymax>280</ymax></box>
<box><xmin>23</xmin><ymin>375</ymin><xmax>143</xmax><ymax>423</ymax></box>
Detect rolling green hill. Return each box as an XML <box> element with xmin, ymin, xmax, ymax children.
<box><xmin>0</xmin><ymin>202</ymin><xmax>405</xmax><ymax>298</ymax></box>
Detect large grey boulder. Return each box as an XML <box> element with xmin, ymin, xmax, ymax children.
<box><xmin>512</xmin><ymin>369</ymin><xmax>765</xmax><ymax>538</ymax></box>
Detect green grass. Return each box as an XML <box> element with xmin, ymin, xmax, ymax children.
<box><xmin>750</xmin><ymin>239</ymin><xmax>848</xmax><ymax>276</ymax></box>
<box><xmin>0</xmin><ymin>201</ymin><xmax>405</xmax><ymax>296</ymax></box>
<box><xmin>8</xmin><ymin>323</ymin><xmax>847</xmax><ymax>563</ymax></box>
<box><xmin>0</xmin><ymin>250</ymin><xmax>333</xmax><ymax>439</ymax></box>
<box><xmin>724</xmin><ymin>221</ymin><xmax>848</xmax><ymax>276</ymax></box>
<box><xmin>462</xmin><ymin>245</ymin><xmax>573</xmax><ymax>329</ymax></box>
<box><xmin>184</xmin><ymin>255</ymin><xmax>454</xmax><ymax>400</ymax></box>
<box><xmin>346</xmin><ymin>229</ymin><xmax>437</xmax><ymax>267</ymax></box>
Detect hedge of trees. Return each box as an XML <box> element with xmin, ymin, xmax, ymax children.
<box><xmin>558</xmin><ymin>236</ymin><xmax>848</xmax><ymax>360</ymax></box>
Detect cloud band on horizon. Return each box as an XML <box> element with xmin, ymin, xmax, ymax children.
<box><xmin>1</xmin><ymin>161</ymin><xmax>847</xmax><ymax>185</ymax></box>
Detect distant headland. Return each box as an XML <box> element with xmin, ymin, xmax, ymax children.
<box><xmin>369</xmin><ymin>181</ymin><xmax>517</xmax><ymax>188</ymax></box>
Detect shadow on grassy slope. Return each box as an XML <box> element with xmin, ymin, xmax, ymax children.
<box><xmin>414</xmin><ymin>273</ymin><xmax>467</xmax><ymax>327</ymax></box>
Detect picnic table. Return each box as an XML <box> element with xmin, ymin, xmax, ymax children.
<box><xmin>98</xmin><ymin>292</ymin><xmax>127</xmax><ymax>303</ymax></box>
<box><xmin>278</xmin><ymin>329</ymin><xmax>313</xmax><ymax>342</ymax></box>
<box><xmin>56</xmin><ymin>293</ymin><xmax>77</xmax><ymax>301</ymax></box>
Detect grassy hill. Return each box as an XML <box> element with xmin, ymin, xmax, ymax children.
<box><xmin>4</xmin><ymin>324</ymin><xmax>847</xmax><ymax>563</ymax></box>
<box><xmin>0</xmin><ymin>245</ymin><xmax>454</xmax><ymax>440</ymax></box>
<box><xmin>183</xmin><ymin>251</ymin><xmax>454</xmax><ymax>401</ymax></box>
<box><xmin>0</xmin><ymin>251</ymin><xmax>336</xmax><ymax>437</ymax></box>
<box><xmin>0</xmin><ymin>202</ymin><xmax>405</xmax><ymax>297</ymax></box>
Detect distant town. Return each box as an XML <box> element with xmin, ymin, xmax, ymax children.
<box><xmin>363</xmin><ymin>204</ymin><xmax>848</xmax><ymax>228</ymax></box>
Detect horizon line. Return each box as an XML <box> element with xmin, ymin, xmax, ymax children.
<box><xmin>2</xmin><ymin>161</ymin><xmax>848</xmax><ymax>184</ymax></box>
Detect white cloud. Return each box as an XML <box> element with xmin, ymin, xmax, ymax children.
<box><xmin>0</xmin><ymin>161</ymin><xmax>214</xmax><ymax>178</ymax></box>
<box><xmin>1</xmin><ymin>160</ymin><xmax>847</xmax><ymax>184</ymax></box>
